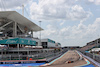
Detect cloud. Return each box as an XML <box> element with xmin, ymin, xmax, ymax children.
<box><xmin>60</xmin><ymin>22</ymin><xmax>64</xmax><ymax>26</ymax></box>
<box><xmin>30</xmin><ymin>0</ymin><xmax>92</xmax><ymax>21</ymax></box>
<box><xmin>88</xmin><ymin>0</ymin><xmax>94</xmax><ymax>2</ymax></box>
<box><xmin>0</xmin><ymin>0</ymin><xmax>31</xmax><ymax>10</ymax></box>
<box><xmin>87</xmin><ymin>0</ymin><xmax>100</xmax><ymax>5</ymax></box>
<box><xmin>34</xmin><ymin>18</ymin><xmax>100</xmax><ymax>46</ymax></box>
<box><xmin>0</xmin><ymin>0</ymin><xmax>99</xmax><ymax>47</ymax></box>
<box><xmin>68</xmin><ymin>5</ymin><xmax>92</xmax><ymax>21</ymax></box>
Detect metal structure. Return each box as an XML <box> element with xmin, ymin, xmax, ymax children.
<box><xmin>0</xmin><ymin>11</ymin><xmax>43</xmax><ymax>38</ymax></box>
<box><xmin>39</xmin><ymin>21</ymin><xmax>41</xmax><ymax>46</ymax></box>
<box><xmin>0</xmin><ymin>11</ymin><xmax>44</xmax><ymax>61</ymax></box>
<box><xmin>0</xmin><ymin>11</ymin><xmax>62</xmax><ymax>62</ymax></box>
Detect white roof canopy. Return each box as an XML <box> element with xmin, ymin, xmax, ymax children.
<box><xmin>0</xmin><ymin>11</ymin><xmax>43</xmax><ymax>31</ymax></box>
<box><xmin>91</xmin><ymin>48</ymin><xmax>100</xmax><ymax>52</ymax></box>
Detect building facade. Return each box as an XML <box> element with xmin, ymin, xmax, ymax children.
<box><xmin>41</xmin><ymin>39</ymin><xmax>61</xmax><ymax>48</ymax></box>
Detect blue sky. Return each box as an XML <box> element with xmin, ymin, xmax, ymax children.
<box><xmin>0</xmin><ymin>0</ymin><xmax>100</xmax><ymax>47</ymax></box>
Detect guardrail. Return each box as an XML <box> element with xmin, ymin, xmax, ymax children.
<box><xmin>80</xmin><ymin>50</ymin><xmax>100</xmax><ymax>63</ymax></box>
<box><xmin>0</xmin><ymin>49</ymin><xmax>68</xmax><ymax>61</ymax></box>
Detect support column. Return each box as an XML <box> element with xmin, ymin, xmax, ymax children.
<box><xmin>8</xmin><ymin>44</ymin><xmax>9</xmax><ymax>48</ymax></box>
<box><xmin>13</xmin><ymin>22</ymin><xmax>17</xmax><ymax>37</ymax></box>
<box><xmin>27</xmin><ymin>48</ymin><xmax>29</xmax><ymax>60</ymax></box>
<box><xmin>17</xmin><ymin>44</ymin><xmax>19</xmax><ymax>59</ymax></box>
<box><xmin>31</xmin><ymin>30</ymin><xmax>33</xmax><ymax>37</ymax></box>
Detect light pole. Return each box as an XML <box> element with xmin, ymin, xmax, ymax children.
<box><xmin>22</xmin><ymin>5</ymin><xmax>24</xmax><ymax>16</ymax></box>
<box><xmin>39</xmin><ymin>21</ymin><xmax>41</xmax><ymax>46</ymax></box>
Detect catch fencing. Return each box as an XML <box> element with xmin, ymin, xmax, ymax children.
<box><xmin>0</xmin><ymin>49</ymin><xmax>68</xmax><ymax>61</ymax></box>
<box><xmin>80</xmin><ymin>51</ymin><xmax>100</xmax><ymax>63</ymax></box>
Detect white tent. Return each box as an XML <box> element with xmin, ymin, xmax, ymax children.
<box><xmin>0</xmin><ymin>45</ymin><xmax>7</xmax><ymax>47</ymax></box>
<box><xmin>91</xmin><ymin>48</ymin><xmax>100</xmax><ymax>52</ymax></box>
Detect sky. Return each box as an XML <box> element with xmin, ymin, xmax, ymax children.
<box><xmin>0</xmin><ymin>0</ymin><xmax>100</xmax><ymax>47</ymax></box>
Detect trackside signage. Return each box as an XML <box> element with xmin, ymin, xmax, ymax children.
<box><xmin>48</xmin><ymin>39</ymin><xmax>55</xmax><ymax>43</ymax></box>
<box><xmin>0</xmin><ymin>38</ymin><xmax>36</xmax><ymax>45</ymax></box>
<box><xmin>6</xmin><ymin>40</ymin><xmax>18</xmax><ymax>44</ymax></box>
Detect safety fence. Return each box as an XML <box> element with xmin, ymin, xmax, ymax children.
<box><xmin>80</xmin><ymin>51</ymin><xmax>100</xmax><ymax>63</ymax></box>
<box><xmin>0</xmin><ymin>49</ymin><xmax>68</xmax><ymax>61</ymax></box>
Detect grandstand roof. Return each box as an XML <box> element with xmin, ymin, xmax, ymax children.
<box><xmin>91</xmin><ymin>48</ymin><xmax>100</xmax><ymax>52</ymax></box>
<box><xmin>0</xmin><ymin>11</ymin><xmax>43</xmax><ymax>31</ymax></box>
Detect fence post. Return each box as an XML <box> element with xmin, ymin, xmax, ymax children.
<box><xmin>19</xmin><ymin>55</ymin><xmax>20</xmax><ymax>60</ymax></box>
<box><xmin>93</xmin><ymin>53</ymin><xmax>95</xmax><ymax>60</ymax></box>
<box><xmin>10</xmin><ymin>55</ymin><xmax>11</xmax><ymax>60</ymax></box>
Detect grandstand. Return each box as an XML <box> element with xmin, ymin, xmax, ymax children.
<box><xmin>0</xmin><ymin>11</ymin><xmax>43</xmax><ymax>38</ymax></box>
<box><xmin>0</xmin><ymin>11</ymin><xmax>62</xmax><ymax>62</ymax></box>
<box><xmin>80</xmin><ymin>38</ymin><xmax>100</xmax><ymax>51</ymax></box>
<box><xmin>80</xmin><ymin>44</ymin><xmax>96</xmax><ymax>51</ymax></box>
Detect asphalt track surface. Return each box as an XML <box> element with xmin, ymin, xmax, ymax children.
<box><xmin>44</xmin><ymin>50</ymin><xmax>88</xmax><ymax>67</ymax></box>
